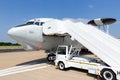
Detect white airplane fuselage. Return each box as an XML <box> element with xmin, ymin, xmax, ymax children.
<box><xmin>8</xmin><ymin>18</ymin><xmax>83</xmax><ymax>50</ymax></box>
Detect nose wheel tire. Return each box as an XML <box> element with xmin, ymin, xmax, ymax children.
<box><xmin>58</xmin><ymin>62</ymin><xmax>65</xmax><ymax>70</ymax></box>
<box><xmin>101</xmin><ymin>69</ymin><xmax>116</xmax><ymax>80</ymax></box>
<box><xmin>47</xmin><ymin>54</ymin><xmax>56</xmax><ymax>62</ymax></box>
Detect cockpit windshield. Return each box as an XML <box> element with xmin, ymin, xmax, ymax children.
<box><xmin>16</xmin><ymin>21</ymin><xmax>44</xmax><ymax>27</ymax></box>
<box><xmin>26</xmin><ymin>21</ymin><xmax>34</xmax><ymax>25</ymax></box>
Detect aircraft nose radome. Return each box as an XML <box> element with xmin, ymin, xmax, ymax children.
<box><xmin>8</xmin><ymin>28</ymin><xmax>17</xmax><ymax>37</ymax></box>
<box><xmin>8</xmin><ymin>27</ymin><xmax>23</xmax><ymax>39</ymax></box>
<box><xmin>8</xmin><ymin>28</ymin><xmax>15</xmax><ymax>36</ymax></box>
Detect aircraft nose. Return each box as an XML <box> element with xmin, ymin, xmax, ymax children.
<box><xmin>8</xmin><ymin>27</ymin><xmax>24</xmax><ymax>40</ymax></box>
<box><xmin>8</xmin><ymin>28</ymin><xmax>16</xmax><ymax>36</ymax></box>
<box><xmin>8</xmin><ymin>24</ymin><xmax>43</xmax><ymax>50</ymax></box>
<box><xmin>8</xmin><ymin>28</ymin><xmax>19</xmax><ymax>37</ymax></box>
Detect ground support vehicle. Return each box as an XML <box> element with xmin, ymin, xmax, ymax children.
<box><xmin>53</xmin><ymin>45</ymin><xmax>120</xmax><ymax>80</ymax></box>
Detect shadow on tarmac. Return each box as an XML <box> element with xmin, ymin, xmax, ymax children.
<box><xmin>16</xmin><ymin>58</ymin><xmax>48</xmax><ymax>66</ymax></box>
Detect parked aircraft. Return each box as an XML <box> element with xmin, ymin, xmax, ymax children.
<box><xmin>8</xmin><ymin>18</ymin><xmax>83</xmax><ymax>50</ymax></box>
<box><xmin>8</xmin><ymin>18</ymin><xmax>120</xmax><ymax>80</ymax></box>
<box><xmin>8</xmin><ymin>18</ymin><xmax>116</xmax><ymax>51</ymax></box>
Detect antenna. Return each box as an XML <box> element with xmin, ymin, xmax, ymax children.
<box><xmin>88</xmin><ymin>18</ymin><xmax>116</xmax><ymax>34</ymax></box>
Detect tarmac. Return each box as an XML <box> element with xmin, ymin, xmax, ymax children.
<box><xmin>0</xmin><ymin>49</ymin><xmax>98</xmax><ymax>80</ymax></box>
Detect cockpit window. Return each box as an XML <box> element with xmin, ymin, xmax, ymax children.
<box><xmin>16</xmin><ymin>22</ymin><xmax>34</xmax><ymax>27</ymax></box>
<box><xmin>41</xmin><ymin>22</ymin><xmax>45</xmax><ymax>25</ymax></box>
<box><xmin>35</xmin><ymin>22</ymin><xmax>39</xmax><ymax>25</ymax></box>
<box><xmin>16</xmin><ymin>21</ymin><xmax>45</xmax><ymax>27</ymax></box>
<box><xmin>26</xmin><ymin>22</ymin><xmax>34</xmax><ymax>25</ymax></box>
<box><xmin>27</xmin><ymin>21</ymin><xmax>44</xmax><ymax>26</ymax></box>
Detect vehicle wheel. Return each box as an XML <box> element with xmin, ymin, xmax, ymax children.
<box><xmin>101</xmin><ymin>69</ymin><xmax>116</xmax><ymax>80</ymax></box>
<box><xmin>47</xmin><ymin>54</ymin><xmax>56</xmax><ymax>62</ymax></box>
<box><xmin>58</xmin><ymin>62</ymin><xmax>65</xmax><ymax>70</ymax></box>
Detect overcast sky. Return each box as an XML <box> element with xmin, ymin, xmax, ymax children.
<box><xmin>0</xmin><ymin>0</ymin><xmax>120</xmax><ymax>42</ymax></box>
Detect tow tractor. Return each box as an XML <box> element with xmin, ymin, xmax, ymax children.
<box><xmin>47</xmin><ymin>45</ymin><xmax>120</xmax><ymax>80</ymax></box>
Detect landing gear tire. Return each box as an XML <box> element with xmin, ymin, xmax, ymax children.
<box><xmin>47</xmin><ymin>54</ymin><xmax>56</xmax><ymax>62</ymax></box>
<box><xmin>58</xmin><ymin>62</ymin><xmax>65</xmax><ymax>70</ymax></box>
<box><xmin>100</xmin><ymin>69</ymin><xmax>116</xmax><ymax>80</ymax></box>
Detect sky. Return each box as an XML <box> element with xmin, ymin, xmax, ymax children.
<box><xmin>0</xmin><ymin>0</ymin><xmax>120</xmax><ymax>42</ymax></box>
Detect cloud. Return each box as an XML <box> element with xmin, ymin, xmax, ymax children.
<box><xmin>62</xmin><ymin>18</ymin><xmax>90</xmax><ymax>24</ymax></box>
